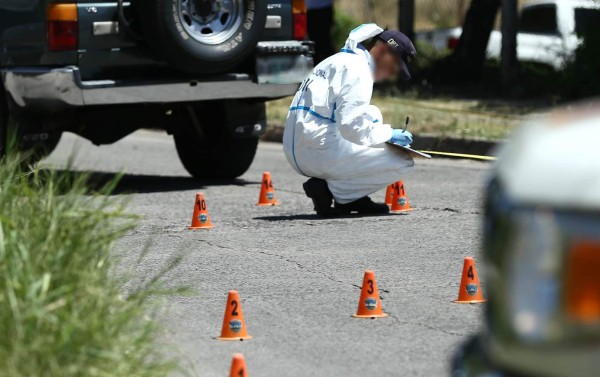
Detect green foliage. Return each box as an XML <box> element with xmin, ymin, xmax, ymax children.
<box><xmin>411</xmin><ymin>40</ymin><xmax>452</xmax><ymax>82</ymax></box>
<box><xmin>331</xmin><ymin>11</ymin><xmax>358</xmax><ymax>50</ymax></box>
<box><xmin>0</xmin><ymin>153</ymin><xmax>178</xmax><ymax>377</ymax></box>
<box><xmin>562</xmin><ymin>27</ymin><xmax>600</xmax><ymax>99</ymax></box>
<box><xmin>416</xmin><ymin>29</ymin><xmax>600</xmax><ymax>101</ymax></box>
<box><xmin>426</xmin><ymin>9</ymin><xmax>457</xmax><ymax>29</ymax></box>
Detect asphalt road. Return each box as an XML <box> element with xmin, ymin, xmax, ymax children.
<box><xmin>45</xmin><ymin>130</ymin><xmax>491</xmax><ymax>377</ymax></box>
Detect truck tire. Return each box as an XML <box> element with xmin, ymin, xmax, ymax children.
<box><xmin>138</xmin><ymin>0</ymin><xmax>267</xmax><ymax>74</ymax></box>
<box><xmin>174</xmin><ymin>133</ymin><xmax>258</xmax><ymax>179</ymax></box>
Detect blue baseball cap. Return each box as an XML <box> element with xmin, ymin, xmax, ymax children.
<box><xmin>376</xmin><ymin>30</ymin><xmax>417</xmax><ymax>80</ymax></box>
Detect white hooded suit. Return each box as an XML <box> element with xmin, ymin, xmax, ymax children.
<box><xmin>283</xmin><ymin>24</ymin><xmax>414</xmax><ymax>204</ymax></box>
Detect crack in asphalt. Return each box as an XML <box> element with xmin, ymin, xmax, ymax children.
<box><xmin>386</xmin><ymin>312</ymin><xmax>467</xmax><ymax>337</ymax></box>
<box><xmin>420</xmin><ymin>206</ymin><xmax>481</xmax><ymax>215</ymax></box>
<box><xmin>140</xmin><ymin>237</ymin><xmax>468</xmax><ymax>339</ymax></box>
<box><xmin>251</xmin><ymin>248</ymin><xmax>364</xmax><ymax>290</ymax></box>
<box><xmin>197</xmin><ymin>239</ymin><xmax>233</xmax><ymax>250</ymax></box>
<box><xmin>197</xmin><ymin>239</ymin><xmax>365</xmax><ymax>289</ymax></box>
<box><xmin>153</xmin><ymin>228</ymin><xmax>471</xmax><ymax>345</ymax></box>
<box><xmin>246</xmin><ymin>247</ymin><xmax>395</xmax><ymax>295</ymax></box>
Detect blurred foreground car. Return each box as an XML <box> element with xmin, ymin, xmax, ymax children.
<box><xmin>452</xmin><ymin>101</ymin><xmax>600</xmax><ymax>377</ymax></box>
<box><xmin>0</xmin><ymin>0</ymin><xmax>313</xmax><ymax>178</ymax></box>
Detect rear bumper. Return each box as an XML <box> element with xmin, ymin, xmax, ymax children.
<box><xmin>1</xmin><ymin>67</ymin><xmax>301</xmax><ymax>112</ymax></box>
<box><xmin>2</xmin><ymin>41</ymin><xmax>312</xmax><ymax>112</ymax></box>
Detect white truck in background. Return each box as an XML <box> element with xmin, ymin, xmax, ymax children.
<box><xmin>415</xmin><ymin>0</ymin><xmax>600</xmax><ymax>70</ymax></box>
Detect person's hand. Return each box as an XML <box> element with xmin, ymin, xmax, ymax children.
<box><xmin>389</xmin><ymin>129</ymin><xmax>413</xmax><ymax>146</ymax></box>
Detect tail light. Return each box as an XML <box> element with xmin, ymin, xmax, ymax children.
<box><xmin>292</xmin><ymin>0</ymin><xmax>307</xmax><ymax>40</ymax></box>
<box><xmin>47</xmin><ymin>3</ymin><xmax>78</xmax><ymax>51</ymax></box>
<box><xmin>564</xmin><ymin>240</ymin><xmax>600</xmax><ymax>324</ymax></box>
<box><xmin>447</xmin><ymin>36</ymin><xmax>459</xmax><ymax>50</ymax></box>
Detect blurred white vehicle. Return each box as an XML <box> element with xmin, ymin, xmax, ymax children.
<box><xmin>415</xmin><ymin>0</ymin><xmax>600</xmax><ymax>70</ymax></box>
<box><xmin>451</xmin><ymin>101</ymin><xmax>600</xmax><ymax>377</ymax></box>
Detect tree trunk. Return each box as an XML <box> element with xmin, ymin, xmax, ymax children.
<box><xmin>501</xmin><ymin>0</ymin><xmax>518</xmax><ymax>90</ymax></box>
<box><xmin>457</xmin><ymin>0</ymin><xmax>466</xmax><ymax>26</ymax></box>
<box><xmin>398</xmin><ymin>0</ymin><xmax>415</xmax><ymax>41</ymax></box>
<box><xmin>452</xmin><ymin>0</ymin><xmax>500</xmax><ymax>81</ymax></box>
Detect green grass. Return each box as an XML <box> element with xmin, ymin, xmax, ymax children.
<box><xmin>267</xmin><ymin>95</ymin><xmax>537</xmax><ymax>140</ymax></box>
<box><xmin>0</xmin><ymin>151</ymin><xmax>179</xmax><ymax>377</ymax></box>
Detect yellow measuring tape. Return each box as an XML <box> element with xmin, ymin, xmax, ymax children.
<box><xmin>419</xmin><ymin>150</ymin><xmax>497</xmax><ymax>161</ymax></box>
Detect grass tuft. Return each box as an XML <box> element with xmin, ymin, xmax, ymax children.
<box><xmin>0</xmin><ymin>151</ymin><xmax>178</xmax><ymax>377</ymax></box>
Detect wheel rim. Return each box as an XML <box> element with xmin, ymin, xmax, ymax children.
<box><xmin>178</xmin><ymin>0</ymin><xmax>244</xmax><ymax>45</ymax></box>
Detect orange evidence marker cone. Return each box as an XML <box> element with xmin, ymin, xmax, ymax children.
<box><xmin>229</xmin><ymin>353</ymin><xmax>248</xmax><ymax>377</ymax></box>
<box><xmin>353</xmin><ymin>270</ymin><xmax>388</xmax><ymax>318</ymax></box>
<box><xmin>390</xmin><ymin>180</ymin><xmax>413</xmax><ymax>212</ymax></box>
<box><xmin>454</xmin><ymin>257</ymin><xmax>486</xmax><ymax>304</ymax></box>
<box><xmin>218</xmin><ymin>290</ymin><xmax>252</xmax><ymax>341</ymax></box>
<box><xmin>188</xmin><ymin>192</ymin><xmax>213</xmax><ymax>230</ymax></box>
<box><xmin>256</xmin><ymin>172</ymin><xmax>279</xmax><ymax>206</ymax></box>
<box><xmin>385</xmin><ymin>183</ymin><xmax>396</xmax><ymax>206</ymax></box>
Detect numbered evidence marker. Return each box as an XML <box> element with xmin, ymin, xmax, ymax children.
<box><xmin>353</xmin><ymin>270</ymin><xmax>388</xmax><ymax>318</ymax></box>
<box><xmin>256</xmin><ymin>172</ymin><xmax>280</xmax><ymax>206</ymax></box>
<box><xmin>188</xmin><ymin>192</ymin><xmax>213</xmax><ymax>229</ymax></box>
<box><xmin>390</xmin><ymin>180</ymin><xmax>413</xmax><ymax>212</ymax></box>
<box><xmin>218</xmin><ymin>290</ymin><xmax>252</xmax><ymax>341</ymax></box>
<box><xmin>454</xmin><ymin>257</ymin><xmax>486</xmax><ymax>304</ymax></box>
<box><xmin>229</xmin><ymin>353</ymin><xmax>248</xmax><ymax>377</ymax></box>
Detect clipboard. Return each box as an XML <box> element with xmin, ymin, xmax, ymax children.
<box><xmin>386</xmin><ymin>142</ymin><xmax>432</xmax><ymax>159</ymax></box>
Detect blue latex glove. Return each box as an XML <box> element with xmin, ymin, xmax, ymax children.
<box><xmin>389</xmin><ymin>129</ymin><xmax>413</xmax><ymax>146</ymax></box>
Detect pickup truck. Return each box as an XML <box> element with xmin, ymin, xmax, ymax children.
<box><xmin>0</xmin><ymin>0</ymin><xmax>313</xmax><ymax>179</ymax></box>
<box><xmin>416</xmin><ymin>0</ymin><xmax>600</xmax><ymax>70</ymax></box>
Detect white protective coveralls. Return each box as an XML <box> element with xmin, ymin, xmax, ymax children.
<box><xmin>283</xmin><ymin>24</ymin><xmax>414</xmax><ymax>204</ymax></box>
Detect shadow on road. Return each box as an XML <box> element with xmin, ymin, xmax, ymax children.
<box><xmin>47</xmin><ymin>169</ymin><xmax>258</xmax><ymax>195</ymax></box>
<box><xmin>255</xmin><ymin>213</ymin><xmax>403</xmax><ymax>221</ymax></box>
<box><xmin>254</xmin><ymin>214</ymin><xmax>324</xmax><ymax>221</ymax></box>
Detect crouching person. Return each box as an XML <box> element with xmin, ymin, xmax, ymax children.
<box><xmin>283</xmin><ymin>24</ymin><xmax>416</xmax><ymax>217</ymax></box>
